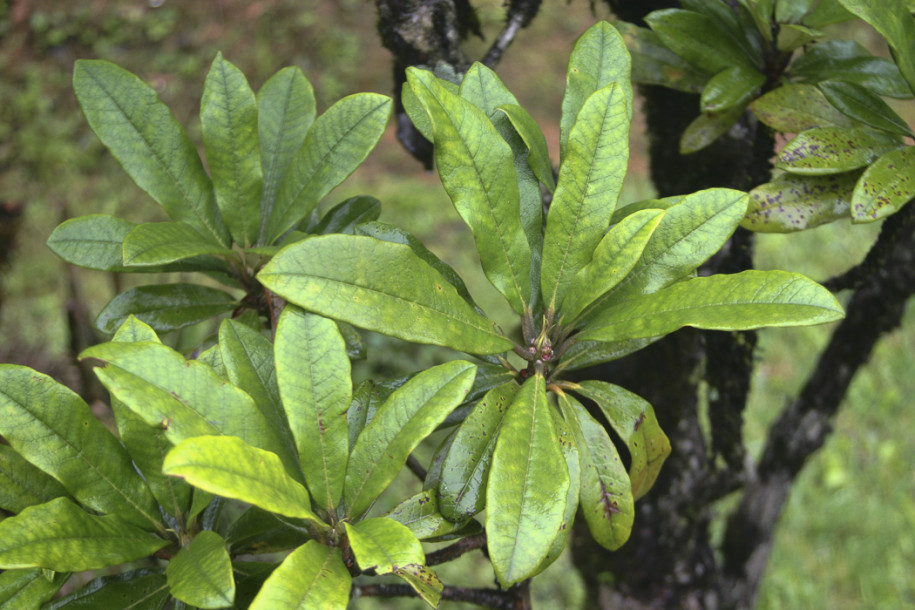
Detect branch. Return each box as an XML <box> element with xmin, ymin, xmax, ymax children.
<box><xmin>426</xmin><ymin>532</ymin><xmax>487</xmax><ymax>565</ymax></box>
<box><xmin>405</xmin><ymin>453</ymin><xmax>427</xmax><ymax>481</ymax></box>
<box><xmin>482</xmin><ymin>0</ymin><xmax>542</xmax><ymax>68</ymax></box>
<box><xmin>352</xmin><ymin>581</ymin><xmax>527</xmax><ymax>609</ymax></box>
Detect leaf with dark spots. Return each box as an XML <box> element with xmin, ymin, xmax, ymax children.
<box><xmin>742</xmin><ymin>171</ymin><xmax>860</xmax><ymax>232</ymax></box>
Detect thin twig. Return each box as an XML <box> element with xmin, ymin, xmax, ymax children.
<box><xmin>426</xmin><ymin>532</ymin><xmax>487</xmax><ymax>565</ymax></box>
<box><xmin>405</xmin><ymin>454</ymin><xmax>427</xmax><ymax>481</ymax></box>
<box><xmin>352</xmin><ymin>582</ymin><xmax>522</xmax><ymax>609</ymax></box>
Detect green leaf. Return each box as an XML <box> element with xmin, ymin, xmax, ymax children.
<box><xmin>572</xmin><ymin>381</ymin><xmax>671</xmax><ymax>500</ymax></box>
<box><xmin>275</xmin><ymin>307</ymin><xmax>351</xmax><ymax>513</ymax></box>
<box><xmin>122</xmin><ymin>222</ymin><xmax>233</xmax><ymax>266</ymax></box>
<box><xmin>0</xmin><ymin>497</ymin><xmax>167</xmax><ymax>571</ymax></box>
<box><xmin>558</xmin><ymin>393</ymin><xmax>633</xmax><ymax>551</ymax></box>
<box><xmin>0</xmin><ymin>444</ymin><xmax>70</xmax><ymax>514</ymax></box>
<box><xmin>646</xmin><ymin>9</ymin><xmax>756</xmax><ymax>74</ymax></box>
<box><xmin>438</xmin><ymin>381</ymin><xmax>519</xmax><ymax>521</ymax></box>
<box><xmin>497</xmin><ymin>103</ymin><xmax>556</xmax><ymax>192</ymax></box>
<box><xmin>384</xmin><ymin>490</ymin><xmax>474</xmax><ymax>540</ymax></box>
<box><xmin>486</xmin><ymin>375</ymin><xmax>570</xmax><ymax>587</ymax></box>
<box><xmin>309</xmin><ymin>195</ymin><xmax>381</xmax><ymax>235</ymax></box>
<box><xmin>0</xmin><ymin>569</ymin><xmax>69</xmax><ymax>609</ymax></box>
<box><xmin>44</xmin><ymin>568</ymin><xmax>168</xmax><ymax>610</ymax></box>
<box><xmin>612</xmin><ymin>21</ymin><xmax>710</xmax><ymax>93</ymax></box>
<box><xmin>579</xmin><ymin>270</ymin><xmax>844</xmax><ymax>343</ymax></box>
<box><xmin>407</xmin><ymin>68</ymin><xmax>532</xmax><ymax>314</ymax></box>
<box><xmin>817</xmin><ymin>81</ymin><xmax>914</xmax><ymax>137</ymax></box>
<box><xmin>682</xmin><ymin>0</ymin><xmax>765</xmax><ymax>64</ymax></box>
<box><xmin>562</xmin><ymin>209</ymin><xmax>664</xmax><ymax>324</ymax></box>
<box><xmin>555</xmin><ymin>337</ymin><xmax>657</xmax><ymax>372</ymax></box>
<box><xmin>201</xmin><ymin>53</ymin><xmax>263</xmax><ymax>247</ymax></box>
<box><xmin>257</xmin><ymin>66</ymin><xmax>315</xmax><ymax>245</ymax></box>
<box><xmin>344</xmin><ymin>518</ymin><xmax>425</xmax><ymax>572</ymax></box>
<box><xmin>163</xmin><ymin>436</ymin><xmax>319</xmax><ymax>522</ymax></box>
<box><xmin>249</xmin><ymin>541</ymin><xmax>350</xmax><ymax>610</ymax></box>
<box><xmin>226</xmin><ymin>506</ymin><xmax>310</xmax><ymax>555</ymax></box>
<box><xmin>790</xmin><ymin>40</ymin><xmax>912</xmax><ymax>99</ymax></box>
<box><xmin>73</xmin><ymin>60</ymin><xmax>229</xmax><ymax>246</ymax></box>
<box><xmin>851</xmin><ymin>146</ymin><xmax>915</xmax><ymax>222</ymax></box>
<box><xmin>81</xmin><ymin>341</ymin><xmax>279</xmax><ymax>455</ymax></box>
<box><xmin>835</xmin><ymin>0</ymin><xmax>915</xmax><ymax>95</ymax></box>
<box><xmin>393</xmin><ymin>564</ymin><xmax>444</xmax><ymax>609</ymax></box>
<box><xmin>534</xmin><ymin>406</ymin><xmax>580</xmax><ymax>572</ymax></box>
<box><xmin>777</xmin><ymin>127</ymin><xmax>903</xmax><ymax>175</ymax></box>
<box><xmin>96</xmin><ymin>283</ymin><xmax>238</xmax><ymax>334</ymax></box>
<box><xmin>679</xmin><ymin>104</ymin><xmax>746</xmax><ymax>154</ymax></box>
<box><xmin>218</xmin><ymin>319</ymin><xmax>302</xmax><ymax>484</ymax></box>
<box><xmin>0</xmin><ymin>365</ymin><xmax>160</xmax><ymax>531</ymax></box>
<box><xmin>776</xmin><ymin>24</ymin><xmax>823</xmax><ymax>52</ymax></box>
<box><xmin>700</xmin><ymin>65</ymin><xmax>765</xmax><ymax>113</ymax></box>
<box><xmin>46</xmin><ymin>215</ymin><xmax>136</xmax><ymax>272</ymax></box>
<box><xmin>166</xmin><ymin>531</ymin><xmax>234</xmax><ymax>609</ymax></box>
<box><xmin>741</xmin><ymin>171</ymin><xmax>859</xmax><ymax>232</ymax></box>
<box><xmin>267</xmin><ymin>93</ymin><xmax>391</xmax><ymax>243</ymax></box>
<box><xmin>344</xmin><ymin>361</ymin><xmax>476</xmax><ymax>518</ymax></box>
<box><xmin>750</xmin><ymin>83</ymin><xmax>854</xmax><ymax>132</ymax></box>
<box><xmin>459</xmin><ymin>62</ymin><xmax>518</xmax><ymax>116</ymax></box>
<box><xmin>258</xmin><ymin>234</ymin><xmax>512</xmax><ymax>354</ymax></box>
<box><xmin>543</xmin><ymin>82</ymin><xmax>630</xmax><ymax>310</ymax></box>
<box><xmin>560</xmin><ymin>22</ymin><xmax>633</xmax><ymax>159</ymax></box>
<box><xmin>602</xmin><ymin>188</ymin><xmax>748</xmax><ymax>302</ymax></box>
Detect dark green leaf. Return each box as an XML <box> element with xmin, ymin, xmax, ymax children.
<box><xmin>0</xmin><ymin>497</ymin><xmax>167</xmax><ymax>571</ymax></box>
<box><xmin>777</xmin><ymin>127</ymin><xmax>903</xmax><ymax>175</ymax></box>
<box><xmin>681</xmin><ymin>0</ymin><xmax>764</xmax><ymax>64</ymax></box>
<box><xmin>96</xmin><ymin>283</ymin><xmax>237</xmax><ymax>334</ymax></box>
<box><xmin>851</xmin><ymin>146</ymin><xmax>915</xmax><ymax>222</ymax></box>
<box><xmin>700</xmin><ymin>65</ymin><xmax>765</xmax><ymax>113</ymax></box>
<box><xmin>612</xmin><ymin>21</ymin><xmax>710</xmax><ymax>93</ymax></box>
<box><xmin>776</xmin><ymin>24</ymin><xmax>823</xmax><ymax>52</ymax></box>
<box><xmin>0</xmin><ymin>365</ymin><xmax>160</xmax><ymax>531</ymax></box>
<box><xmin>554</xmin><ymin>338</ymin><xmax>657</xmax><ymax>373</ymax></box>
<box><xmin>751</xmin><ymin>84</ymin><xmax>854</xmax><ymax>132</ymax></box>
<box><xmin>384</xmin><ymin>490</ymin><xmax>473</xmax><ymax>540</ymax></box>
<box><xmin>267</xmin><ymin>93</ymin><xmax>391</xmax><ymax>242</ymax></box>
<box><xmin>226</xmin><ymin>505</ymin><xmax>310</xmax><ymax>555</ymax></box>
<box><xmin>166</xmin><ymin>531</ymin><xmax>234</xmax><ymax>609</ymax></box>
<box><xmin>258</xmin><ymin>234</ymin><xmax>512</xmax><ymax>354</ymax></box>
<box><xmin>46</xmin><ymin>214</ymin><xmax>135</xmax><ymax>271</ymax></box>
<box><xmin>790</xmin><ymin>40</ymin><xmax>912</xmax><ymax>98</ymax></box>
<box><xmin>579</xmin><ymin>270</ymin><xmax>844</xmax><ymax>343</ymax></box>
<box><xmin>679</xmin><ymin>104</ymin><xmax>746</xmax><ymax>154</ymax></box>
<box><xmin>249</xmin><ymin>542</ymin><xmax>350</xmax><ymax>609</ymax></box>
<box><xmin>835</xmin><ymin>0</ymin><xmax>915</xmax><ymax>95</ymax></box>
<box><xmin>646</xmin><ymin>9</ymin><xmax>756</xmax><ymax>74</ymax></box>
<box><xmin>275</xmin><ymin>307</ymin><xmax>351</xmax><ymax>512</ymax></box>
<box><xmin>344</xmin><ymin>361</ymin><xmax>476</xmax><ymax>518</ymax></box>
<box><xmin>486</xmin><ymin>375</ymin><xmax>569</xmax><ymax>587</ymax></box>
<box><xmin>73</xmin><ymin>60</ymin><xmax>229</xmax><ymax>246</ymax></box>
<box><xmin>44</xmin><ymin>569</ymin><xmax>168</xmax><ymax>610</ymax></box>
<box><xmin>0</xmin><ymin>444</ymin><xmax>70</xmax><ymax>514</ymax></box>
<box><xmin>817</xmin><ymin>80</ymin><xmax>913</xmax><ymax>137</ymax></box>
<box><xmin>310</xmin><ymin>196</ymin><xmax>381</xmax><ymax>235</ymax></box>
<box><xmin>201</xmin><ymin>53</ymin><xmax>263</xmax><ymax>247</ymax></box>
<box><xmin>741</xmin><ymin>171</ymin><xmax>860</xmax><ymax>232</ymax></box>
<box><xmin>257</xmin><ymin>66</ymin><xmax>315</xmax><ymax>244</ymax></box>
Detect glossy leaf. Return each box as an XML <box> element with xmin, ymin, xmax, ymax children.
<box><xmin>835</xmin><ymin>0</ymin><xmax>915</xmax><ymax>95</ymax></box>
<box><xmin>344</xmin><ymin>361</ymin><xmax>476</xmax><ymax>518</ymax></box>
<box><xmin>751</xmin><ymin>83</ymin><xmax>854</xmax><ymax>132</ymax></box>
<box><xmin>439</xmin><ymin>381</ymin><xmax>519</xmax><ymax>521</ymax></box>
<box><xmin>201</xmin><ymin>53</ymin><xmax>262</xmax><ymax>246</ymax></box>
<box><xmin>82</xmin><ymin>341</ymin><xmax>277</xmax><ymax>453</ymax></box>
<box><xmin>225</xmin><ymin>505</ymin><xmax>310</xmax><ymax>555</ymax></box>
<box><xmin>219</xmin><ymin>319</ymin><xmax>302</xmax><ymax>483</ymax></box>
<box><xmin>817</xmin><ymin>80</ymin><xmax>913</xmax><ymax>137</ymax></box>
<box><xmin>122</xmin><ymin>221</ymin><xmax>232</xmax><ymax>266</ymax></box>
<box><xmin>258</xmin><ymin>234</ymin><xmax>512</xmax><ymax>354</ymax></box>
<box><xmin>407</xmin><ymin>68</ymin><xmax>531</xmax><ymax>313</ymax></box>
<box><xmin>0</xmin><ymin>365</ymin><xmax>160</xmax><ymax>531</ymax></box>
<box><xmin>0</xmin><ymin>497</ymin><xmax>167</xmax><ymax>571</ymax></box>
<box><xmin>384</xmin><ymin>490</ymin><xmax>473</xmax><ymax>540</ymax></box>
<box><xmin>562</xmin><ymin>208</ymin><xmax>664</xmax><ymax>323</ymax></box>
<box><xmin>0</xmin><ymin>444</ymin><xmax>69</xmax><ymax>514</ymax></box>
<box><xmin>275</xmin><ymin>307</ymin><xmax>351</xmax><ymax>512</ymax></box>
<box><xmin>682</xmin><ymin>0</ymin><xmax>764</xmax><ymax>63</ymax></box>
<box><xmin>73</xmin><ymin>60</ymin><xmax>228</xmax><ymax>246</ymax></box>
<box><xmin>44</xmin><ymin>569</ymin><xmax>168</xmax><ymax>610</ymax></box>
<box><xmin>700</xmin><ymin>65</ymin><xmax>765</xmax><ymax>113</ymax></box>
<box><xmin>777</xmin><ymin>24</ymin><xmax>823</xmax><ymax>52</ymax></box>
<box><xmin>777</xmin><ymin>127</ymin><xmax>903</xmax><ymax>175</ymax></box>
<box><xmin>249</xmin><ymin>541</ymin><xmax>350</xmax><ymax>610</ymax></box>
<box><xmin>573</xmin><ymin>381</ymin><xmax>671</xmax><ymax>500</ymax></box>
<box><xmin>851</xmin><ymin>146</ymin><xmax>915</xmax><ymax>222</ymax></box>
<box><xmin>790</xmin><ymin>40</ymin><xmax>912</xmax><ymax>98</ymax></box>
<box><xmin>267</xmin><ymin>92</ymin><xmax>391</xmax><ymax>242</ymax></box>
<box><xmin>257</xmin><ymin>66</ymin><xmax>315</xmax><ymax>244</ymax></box>
<box><xmin>579</xmin><ymin>270</ymin><xmax>844</xmax><ymax>344</ymax></box>
<box><xmin>558</xmin><ymin>393</ymin><xmax>633</xmax><ymax>551</ymax></box>
<box><xmin>163</xmin><ymin>435</ymin><xmax>319</xmax><ymax>522</ymax></box>
<box><xmin>679</xmin><ymin>104</ymin><xmax>745</xmax><ymax>154</ymax></box>
<box><xmin>0</xmin><ymin>569</ymin><xmax>69</xmax><ymax>609</ymax></box>
<box><xmin>497</xmin><ymin>103</ymin><xmax>556</xmax><ymax>192</ymax></box>
<box><xmin>310</xmin><ymin>195</ymin><xmax>381</xmax><ymax>235</ymax></box>
<box><xmin>612</xmin><ymin>20</ymin><xmax>710</xmax><ymax>93</ymax></box>
<box><xmin>345</xmin><ymin>517</ymin><xmax>425</xmax><ymax>573</ymax></box>
<box><xmin>741</xmin><ymin>171</ymin><xmax>859</xmax><ymax>232</ymax></box>
<box><xmin>96</xmin><ymin>283</ymin><xmax>237</xmax><ymax>334</ymax></box>
<box><xmin>167</xmin><ymin>531</ymin><xmax>234</xmax><ymax>609</ymax></box>
<box><xmin>486</xmin><ymin>375</ymin><xmax>569</xmax><ymax>587</ymax></box>
<box><xmin>646</xmin><ymin>9</ymin><xmax>756</xmax><ymax>74</ymax></box>
<box><xmin>543</xmin><ymin>82</ymin><xmax>630</xmax><ymax>310</ymax></box>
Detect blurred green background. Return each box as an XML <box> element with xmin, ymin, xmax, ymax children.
<box><xmin>0</xmin><ymin>1</ymin><xmax>912</xmax><ymax>607</ymax></box>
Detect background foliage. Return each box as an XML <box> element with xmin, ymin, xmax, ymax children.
<box><xmin>0</xmin><ymin>1</ymin><xmax>913</xmax><ymax>608</ymax></box>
